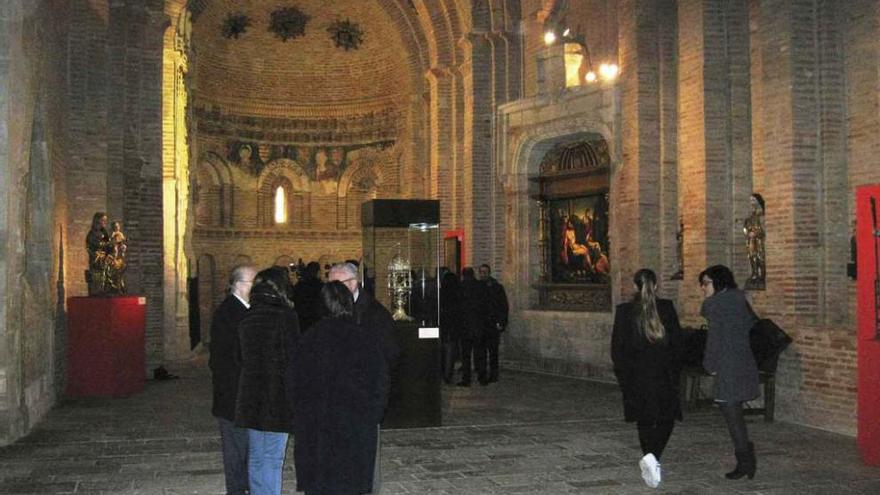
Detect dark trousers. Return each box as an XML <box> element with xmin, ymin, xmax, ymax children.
<box><xmin>718</xmin><ymin>400</ymin><xmax>750</xmax><ymax>453</ymax></box>
<box><xmin>441</xmin><ymin>340</ymin><xmax>457</xmax><ymax>383</ymax></box>
<box><xmin>637</xmin><ymin>420</ymin><xmax>675</xmax><ymax>460</ymax></box>
<box><xmin>217</xmin><ymin>417</ymin><xmax>249</xmax><ymax>495</ymax></box>
<box><xmin>459</xmin><ymin>338</ymin><xmax>474</xmax><ymax>383</ymax></box>
<box><xmin>474</xmin><ymin>331</ymin><xmax>500</xmax><ymax>382</ymax></box>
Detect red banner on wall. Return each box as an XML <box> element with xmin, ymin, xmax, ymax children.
<box><xmin>857</xmin><ymin>185</ymin><xmax>880</xmax><ymax>466</ymax></box>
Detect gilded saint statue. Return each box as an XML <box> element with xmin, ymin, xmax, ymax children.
<box><xmin>743</xmin><ymin>193</ymin><xmax>766</xmax><ymax>289</ymax></box>
<box><xmin>86</xmin><ymin>212</ymin><xmax>128</xmax><ymax>296</ymax></box>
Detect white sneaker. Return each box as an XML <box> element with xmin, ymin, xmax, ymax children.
<box><xmin>639</xmin><ymin>453</ymin><xmax>660</xmax><ymax>488</ymax></box>
<box><xmin>653</xmin><ymin>461</ymin><xmax>662</xmax><ymax>487</ymax></box>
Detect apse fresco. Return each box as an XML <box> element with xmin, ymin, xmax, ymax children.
<box><xmin>549</xmin><ymin>194</ymin><xmax>610</xmax><ymax>284</ymax></box>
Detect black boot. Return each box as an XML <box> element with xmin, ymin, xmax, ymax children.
<box><xmin>744</xmin><ymin>442</ymin><xmax>757</xmax><ymax>479</ymax></box>
<box><xmin>725</xmin><ymin>450</ymin><xmax>749</xmax><ymax>480</ymax></box>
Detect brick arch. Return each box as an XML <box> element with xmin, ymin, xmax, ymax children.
<box><xmin>195</xmin><ymin>152</ymin><xmax>235</xmax><ymax>227</ymax></box>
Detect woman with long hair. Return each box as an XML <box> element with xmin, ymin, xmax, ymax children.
<box><xmin>291</xmin><ymin>281</ymin><xmax>389</xmax><ymax>495</ymax></box>
<box><xmin>611</xmin><ymin>269</ymin><xmax>683</xmax><ymax>488</ymax></box>
<box><xmin>699</xmin><ymin>264</ymin><xmax>759</xmax><ymax>480</ymax></box>
<box><xmin>235</xmin><ymin>266</ymin><xmax>300</xmax><ymax>495</ymax></box>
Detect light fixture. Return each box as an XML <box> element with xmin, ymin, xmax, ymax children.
<box><xmin>599</xmin><ymin>63</ymin><xmax>619</xmax><ymax>81</ymax></box>
<box><xmin>585</xmin><ymin>71</ymin><xmax>597</xmax><ymax>83</ymax></box>
<box><xmin>544</xmin><ymin>30</ymin><xmax>557</xmax><ymax>46</ymax></box>
<box><xmin>562</xmin><ymin>28</ymin><xmax>571</xmax><ymax>37</ymax></box>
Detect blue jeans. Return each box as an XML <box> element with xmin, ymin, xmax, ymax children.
<box><xmin>218</xmin><ymin>418</ymin><xmax>249</xmax><ymax>495</ymax></box>
<box><xmin>247</xmin><ymin>429</ymin><xmax>289</xmax><ymax>495</ymax></box>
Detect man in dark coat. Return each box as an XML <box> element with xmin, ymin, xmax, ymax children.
<box><xmin>292</xmin><ymin>261</ymin><xmax>324</xmax><ymax>332</ymax></box>
<box><xmin>328</xmin><ymin>262</ymin><xmax>399</xmax><ymax>495</ymax></box>
<box><xmin>458</xmin><ymin>267</ymin><xmax>489</xmax><ymax>386</ymax></box>
<box><xmin>478</xmin><ymin>264</ymin><xmax>509</xmax><ymax>383</ymax></box>
<box><xmin>209</xmin><ymin>264</ymin><xmax>256</xmax><ymax>495</ymax></box>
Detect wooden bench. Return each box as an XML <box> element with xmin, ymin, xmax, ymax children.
<box><xmin>679</xmin><ymin>366</ymin><xmax>776</xmax><ymax>422</ymax></box>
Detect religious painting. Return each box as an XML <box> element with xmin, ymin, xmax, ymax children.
<box><xmin>548</xmin><ymin>193</ymin><xmax>610</xmax><ymax>284</ymax></box>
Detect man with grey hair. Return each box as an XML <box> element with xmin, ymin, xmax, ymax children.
<box><xmin>210</xmin><ymin>264</ymin><xmax>257</xmax><ymax>495</ymax></box>
<box><xmin>328</xmin><ymin>262</ymin><xmax>398</xmax><ymax>495</ymax></box>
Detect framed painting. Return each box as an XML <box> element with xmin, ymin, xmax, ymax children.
<box><xmin>547</xmin><ymin>193</ymin><xmax>610</xmax><ymax>284</ymax></box>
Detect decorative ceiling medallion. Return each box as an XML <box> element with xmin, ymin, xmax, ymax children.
<box><xmin>221</xmin><ymin>13</ymin><xmax>251</xmax><ymax>39</ymax></box>
<box><xmin>327</xmin><ymin>19</ymin><xmax>364</xmax><ymax>51</ymax></box>
<box><xmin>269</xmin><ymin>6</ymin><xmax>310</xmax><ymax>42</ymax></box>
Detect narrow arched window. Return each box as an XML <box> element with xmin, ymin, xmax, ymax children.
<box><xmin>274</xmin><ymin>186</ymin><xmax>287</xmax><ymax>224</ymax></box>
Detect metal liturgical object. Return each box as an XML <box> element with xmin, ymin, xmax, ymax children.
<box><xmin>387</xmin><ymin>248</ymin><xmax>413</xmax><ymax>321</ymax></box>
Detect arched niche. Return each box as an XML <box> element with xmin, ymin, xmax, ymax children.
<box><xmin>194</xmin><ymin>152</ymin><xmax>234</xmax><ymax>227</ymax></box>
<box><xmin>529</xmin><ymin>134</ymin><xmax>612</xmax><ymax>312</ymax></box>
<box><xmin>257</xmin><ymin>159</ymin><xmax>311</xmax><ymax>228</ymax></box>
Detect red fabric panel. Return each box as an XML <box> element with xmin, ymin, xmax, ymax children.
<box><xmin>857</xmin><ymin>185</ymin><xmax>880</xmax><ymax>466</ymax></box>
<box><xmin>66</xmin><ymin>296</ymin><xmax>146</xmax><ymax>398</ymax></box>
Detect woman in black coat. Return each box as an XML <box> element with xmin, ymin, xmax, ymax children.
<box><xmin>612</xmin><ymin>268</ymin><xmax>683</xmax><ymax>488</ymax></box>
<box><xmin>291</xmin><ymin>281</ymin><xmax>389</xmax><ymax>495</ymax></box>
<box><xmin>699</xmin><ymin>264</ymin><xmax>759</xmax><ymax>480</ymax></box>
<box><xmin>235</xmin><ymin>266</ymin><xmax>300</xmax><ymax>495</ymax></box>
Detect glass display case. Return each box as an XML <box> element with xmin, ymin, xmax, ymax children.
<box><xmin>361</xmin><ymin>200</ymin><xmax>441</xmax><ymax>326</ymax></box>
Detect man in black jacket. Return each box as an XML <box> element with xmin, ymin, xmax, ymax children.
<box><xmin>478</xmin><ymin>264</ymin><xmax>509</xmax><ymax>384</ymax></box>
<box><xmin>209</xmin><ymin>264</ymin><xmax>256</xmax><ymax>495</ymax></box>
<box><xmin>291</xmin><ymin>261</ymin><xmax>324</xmax><ymax>332</ymax></box>
<box><xmin>328</xmin><ymin>262</ymin><xmax>399</xmax><ymax>495</ymax></box>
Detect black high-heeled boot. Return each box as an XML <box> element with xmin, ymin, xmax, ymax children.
<box><xmin>725</xmin><ymin>450</ymin><xmax>749</xmax><ymax>479</ymax></box>
<box><xmin>744</xmin><ymin>442</ymin><xmax>756</xmax><ymax>479</ymax></box>
<box><xmin>726</xmin><ymin>443</ymin><xmax>756</xmax><ymax>480</ymax></box>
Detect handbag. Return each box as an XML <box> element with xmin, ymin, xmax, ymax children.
<box><xmin>749</xmin><ymin>318</ymin><xmax>792</xmax><ymax>373</ymax></box>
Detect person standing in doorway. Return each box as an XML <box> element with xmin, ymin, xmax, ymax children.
<box><xmin>210</xmin><ymin>264</ymin><xmax>257</xmax><ymax>495</ymax></box>
<box><xmin>477</xmin><ymin>264</ymin><xmax>508</xmax><ymax>384</ymax></box>
<box><xmin>611</xmin><ymin>268</ymin><xmax>684</xmax><ymax>488</ymax></box>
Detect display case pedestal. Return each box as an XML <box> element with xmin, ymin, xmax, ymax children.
<box><xmin>382</xmin><ymin>321</ymin><xmax>441</xmax><ymax>429</ymax></box>
<box><xmin>66</xmin><ymin>296</ymin><xmax>146</xmax><ymax>398</ymax></box>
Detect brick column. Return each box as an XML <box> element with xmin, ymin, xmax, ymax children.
<box><xmin>425</xmin><ymin>67</ymin><xmax>455</xmax><ymax>229</ymax></box>
<box><xmin>616</xmin><ymin>0</ymin><xmax>662</xmax><ymax>301</ymax></box>
<box><xmin>754</xmin><ymin>0</ymin><xmax>823</xmax><ymax>322</ymax></box>
<box><xmin>677</xmin><ymin>0</ymin><xmax>751</xmax><ymax>318</ymax></box>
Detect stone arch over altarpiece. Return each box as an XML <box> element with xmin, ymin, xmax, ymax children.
<box><xmin>500</xmin><ymin>115</ymin><xmax>618</xmax><ymax>312</ymax></box>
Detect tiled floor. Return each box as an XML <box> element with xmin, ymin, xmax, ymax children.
<box><xmin>1</xmin><ymin>363</ymin><xmax>878</xmax><ymax>494</ymax></box>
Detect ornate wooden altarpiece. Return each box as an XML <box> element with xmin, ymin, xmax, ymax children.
<box><xmin>530</xmin><ymin>139</ymin><xmax>611</xmax><ymax>312</ymax></box>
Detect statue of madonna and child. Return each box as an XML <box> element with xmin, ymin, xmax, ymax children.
<box><xmin>86</xmin><ymin>211</ymin><xmax>128</xmax><ymax>296</ymax></box>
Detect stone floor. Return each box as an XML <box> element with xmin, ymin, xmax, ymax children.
<box><xmin>1</xmin><ymin>363</ymin><xmax>878</xmax><ymax>494</ymax></box>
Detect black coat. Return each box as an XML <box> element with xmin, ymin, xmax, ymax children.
<box><xmin>701</xmin><ymin>288</ymin><xmax>759</xmax><ymax>402</ymax></box>
<box><xmin>291</xmin><ymin>316</ymin><xmax>389</xmax><ymax>494</ymax></box>
<box><xmin>611</xmin><ymin>299</ymin><xmax>684</xmax><ymax>423</ymax></box>
<box><xmin>292</xmin><ymin>276</ymin><xmax>325</xmax><ymax>332</ymax></box>
<box><xmin>439</xmin><ymin>282</ymin><xmax>461</xmax><ymax>343</ymax></box>
<box><xmin>458</xmin><ymin>279</ymin><xmax>489</xmax><ymax>340</ymax></box>
<box><xmin>235</xmin><ymin>299</ymin><xmax>300</xmax><ymax>433</ymax></box>
<box><xmin>209</xmin><ymin>295</ymin><xmax>249</xmax><ymax>421</ymax></box>
<box><xmin>354</xmin><ymin>289</ymin><xmax>400</xmax><ymax>369</ymax></box>
<box><xmin>483</xmin><ymin>277</ymin><xmax>509</xmax><ymax>333</ymax></box>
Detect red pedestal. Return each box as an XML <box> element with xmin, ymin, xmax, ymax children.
<box><xmin>857</xmin><ymin>185</ymin><xmax>880</xmax><ymax>466</ymax></box>
<box><xmin>66</xmin><ymin>296</ymin><xmax>146</xmax><ymax>397</ymax></box>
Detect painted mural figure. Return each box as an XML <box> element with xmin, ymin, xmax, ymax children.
<box><xmin>743</xmin><ymin>193</ymin><xmax>766</xmax><ymax>289</ymax></box>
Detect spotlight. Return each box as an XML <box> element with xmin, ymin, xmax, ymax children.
<box><xmin>544</xmin><ymin>30</ymin><xmax>557</xmax><ymax>46</ymax></box>
<box><xmin>599</xmin><ymin>63</ymin><xmax>619</xmax><ymax>80</ymax></box>
<box><xmin>562</xmin><ymin>28</ymin><xmax>571</xmax><ymax>37</ymax></box>
<box><xmin>585</xmin><ymin>71</ymin><xmax>597</xmax><ymax>83</ymax></box>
